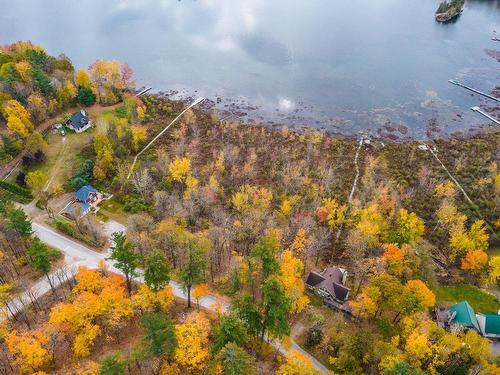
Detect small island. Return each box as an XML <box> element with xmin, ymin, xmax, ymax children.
<box><xmin>435</xmin><ymin>0</ymin><xmax>465</xmax><ymax>22</ymax></box>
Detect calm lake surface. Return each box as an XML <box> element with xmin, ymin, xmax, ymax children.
<box><xmin>1</xmin><ymin>0</ymin><xmax>499</xmax><ymax>138</ymax></box>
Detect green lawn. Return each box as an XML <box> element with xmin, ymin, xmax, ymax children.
<box><xmin>434</xmin><ymin>284</ymin><xmax>500</xmax><ymax>313</ymax></box>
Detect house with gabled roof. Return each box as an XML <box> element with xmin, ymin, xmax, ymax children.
<box><xmin>437</xmin><ymin>300</ymin><xmax>500</xmax><ymax>340</ymax></box>
<box><xmin>61</xmin><ymin>185</ymin><xmax>104</xmax><ymax>219</ymax></box>
<box><xmin>66</xmin><ymin>109</ymin><xmax>92</xmax><ymax>133</ymax></box>
<box><xmin>447</xmin><ymin>301</ymin><xmax>481</xmax><ymax>332</ymax></box>
<box><xmin>305</xmin><ymin>266</ymin><xmax>350</xmax><ymax>303</ymax></box>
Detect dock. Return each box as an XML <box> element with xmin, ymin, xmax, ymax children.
<box><xmin>471</xmin><ymin>106</ymin><xmax>500</xmax><ymax>125</ymax></box>
<box><xmin>135</xmin><ymin>87</ymin><xmax>152</xmax><ymax>97</ymax></box>
<box><xmin>448</xmin><ymin>80</ymin><xmax>500</xmax><ymax>103</ymax></box>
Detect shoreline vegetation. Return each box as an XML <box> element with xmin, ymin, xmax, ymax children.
<box><xmin>435</xmin><ymin>0</ymin><xmax>465</xmax><ymax>22</ymax></box>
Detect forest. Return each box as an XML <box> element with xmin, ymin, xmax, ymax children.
<box><xmin>0</xmin><ymin>41</ymin><xmax>499</xmax><ymax>374</ymax></box>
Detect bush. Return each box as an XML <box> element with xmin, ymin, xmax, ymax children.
<box><xmin>53</xmin><ymin>216</ymin><xmax>76</xmax><ymax>237</ymax></box>
<box><xmin>16</xmin><ymin>172</ymin><xmax>26</xmax><ymax>187</ymax></box>
<box><xmin>22</xmin><ymin>150</ymin><xmax>45</xmax><ymax>166</ymax></box>
<box><xmin>305</xmin><ymin>321</ymin><xmax>324</xmax><ymax>348</ymax></box>
<box><xmin>122</xmin><ymin>195</ymin><xmax>147</xmax><ymax>213</ymax></box>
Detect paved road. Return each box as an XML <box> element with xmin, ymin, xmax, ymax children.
<box><xmin>7</xmin><ymin>221</ymin><xmax>329</xmax><ymax>374</ymax></box>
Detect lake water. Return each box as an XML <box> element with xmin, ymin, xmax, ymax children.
<box><xmin>1</xmin><ymin>0</ymin><xmax>499</xmax><ymax>138</ymax></box>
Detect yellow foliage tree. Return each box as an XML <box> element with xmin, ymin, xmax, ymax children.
<box><xmin>174</xmin><ymin>311</ymin><xmax>211</xmax><ymax>371</ymax></box>
<box><xmin>131</xmin><ymin>125</ymin><xmax>147</xmax><ymax>152</ymax></box>
<box><xmin>278</xmin><ymin>250</ymin><xmax>309</xmax><ymax>313</ymax></box>
<box><xmin>88</xmin><ymin>60</ymin><xmax>125</xmax><ymax>104</ymax></box>
<box><xmin>351</xmin><ymin>286</ymin><xmax>380</xmax><ymax>318</ymax></box>
<box><xmin>487</xmin><ymin>256</ymin><xmax>500</xmax><ymax>285</ymax></box>
<box><xmin>279</xmin><ymin>195</ymin><xmax>300</xmax><ymax>218</ymax></box>
<box><xmin>450</xmin><ymin>220</ymin><xmax>489</xmax><ymax>261</ymax></box>
<box><xmin>231</xmin><ymin>184</ymin><xmax>273</xmax><ymax>212</ymax></box>
<box><xmin>136</xmin><ymin>105</ymin><xmax>145</xmax><ymax>122</ymax></box>
<box><xmin>404</xmin><ymin>280</ymin><xmax>435</xmax><ymax>309</ymax></box>
<box><xmin>192</xmin><ymin>283</ymin><xmax>208</xmax><ymax>309</ymax></box>
<box><xmin>316</xmin><ymin>198</ymin><xmax>345</xmax><ymax>229</ymax></box>
<box><xmin>356</xmin><ymin>203</ymin><xmax>388</xmax><ymax>246</ymax></box>
<box><xmin>5</xmin><ymin>329</ymin><xmax>50</xmax><ymax>374</ymax></box>
<box><xmin>277</xmin><ymin>350</ymin><xmax>321</xmax><ymax>375</ymax></box>
<box><xmin>49</xmin><ymin>268</ymin><xmax>133</xmax><ymax>358</ymax></box>
<box><xmin>15</xmin><ymin>61</ymin><xmax>32</xmax><ymax>82</ymax></box>
<box><xmin>73</xmin><ymin>266</ymin><xmax>103</xmax><ymax>294</ymax></box>
<box><xmin>405</xmin><ymin>331</ymin><xmax>431</xmax><ymax>367</ymax></box>
<box><xmin>1</xmin><ymin>99</ymin><xmax>34</xmax><ymax>137</ymax></box>
<box><xmin>169</xmin><ymin>156</ymin><xmax>191</xmax><ymax>183</ymax></box>
<box><xmin>288</xmin><ymin>228</ymin><xmax>306</xmax><ymax>258</ymax></box>
<box><xmin>76</xmin><ymin>68</ymin><xmax>92</xmax><ymax>88</ymax></box>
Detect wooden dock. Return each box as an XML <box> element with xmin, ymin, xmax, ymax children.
<box><xmin>471</xmin><ymin>106</ymin><xmax>500</xmax><ymax>125</ymax></box>
<box><xmin>448</xmin><ymin>80</ymin><xmax>500</xmax><ymax>102</ymax></box>
<box><xmin>135</xmin><ymin>87</ymin><xmax>152</xmax><ymax>97</ymax></box>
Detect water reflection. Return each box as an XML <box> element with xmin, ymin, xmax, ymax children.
<box><xmin>0</xmin><ymin>0</ymin><xmax>498</xmax><ymax>138</ymax></box>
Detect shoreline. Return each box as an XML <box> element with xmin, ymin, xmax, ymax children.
<box><xmin>141</xmin><ymin>90</ymin><xmax>500</xmax><ymax>144</ymax></box>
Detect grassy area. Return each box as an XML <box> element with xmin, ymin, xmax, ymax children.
<box><xmin>99</xmin><ymin>197</ymin><xmax>129</xmax><ymax>224</ymax></box>
<box><xmin>48</xmin><ymin>216</ymin><xmax>104</xmax><ymax>248</ymax></box>
<box><xmin>434</xmin><ymin>284</ymin><xmax>500</xmax><ymax>313</ymax></box>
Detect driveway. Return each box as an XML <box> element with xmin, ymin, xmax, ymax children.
<box><xmin>102</xmin><ymin>219</ymin><xmax>126</xmax><ymax>239</ymax></box>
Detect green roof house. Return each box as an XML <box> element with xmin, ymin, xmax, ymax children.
<box><xmin>477</xmin><ymin>313</ymin><xmax>500</xmax><ymax>339</ymax></box>
<box><xmin>448</xmin><ymin>301</ymin><xmax>480</xmax><ymax>333</ymax></box>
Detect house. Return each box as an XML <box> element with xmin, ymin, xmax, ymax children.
<box><xmin>477</xmin><ymin>313</ymin><xmax>500</xmax><ymax>339</ymax></box>
<box><xmin>305</xmin><ymin>266</ymin><xmax>350</xmax><ymax>303</ymax></box>
<box><xmin>447</xmin><ymin>301</ymin><xmax>481</xmax><ymax>332</ymax></box>
<box><xmin>66</xmin><ymin>110</ymin><xmax>92</xmax><ymax>133</ymax></box>
<box><xmin>61</xmin><ymin>185</ymin><xmax>104</xmax><ymax>219</ymax></box>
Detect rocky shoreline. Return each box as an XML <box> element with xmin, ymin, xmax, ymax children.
<box><xmin>143</xmin><ymin>89</ymin><xmax>498</xmax><ymax>143</ymax></box>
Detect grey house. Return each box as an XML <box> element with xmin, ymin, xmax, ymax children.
<box><xmin>306</xmin><ymin>266</ymin><xmax>350</xmax><ymax>303</ymax></box>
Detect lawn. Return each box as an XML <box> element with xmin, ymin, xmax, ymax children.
<box><xmin>434</xmin><ymin>284</ymin><xmax>500</xmax><ymax>313</ymax></box>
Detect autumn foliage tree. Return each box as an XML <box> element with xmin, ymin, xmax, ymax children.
<box><xmin>461</xmin><ymin>249</ymin><xmax>488</xmax><ymax>275</ymax></box>
<box><xmin>277</xmin><ymin>350</ymin><xmax>321</xmax><ymax>375</ymax></box>
<box><xmin>1</xmin><ymin>99</ymin><xmax>34</xmax><ymax>137</ymax></box>
<box><xmin>5</xmin><ymin>329</ymin><xmax>50</xmax><ymax>374</ymax></box>
<box><xmin>174</xmin><ymin>311</ymin><xmax>210</xmax><ymax>371</ymax></box>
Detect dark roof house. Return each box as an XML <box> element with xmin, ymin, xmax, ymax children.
<box><xmin>306</xmin><ymin>266</ymin><xmax>350</xmax><ymax>303</ymax></box>
<box><xmin>66</xmin><ymin>110</ymin><xmax>91</xmax><ymax>133</ymax></box>
<box><xmin>61</xmin><ymin>185</ymin><xmax>104</xmax><ymax>219</ymax></box>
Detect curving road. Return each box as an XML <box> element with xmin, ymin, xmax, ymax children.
<box><xmin>7</xmin><ymin>221</ymin><xmax>330</xmax><ymax>374</ymax></box>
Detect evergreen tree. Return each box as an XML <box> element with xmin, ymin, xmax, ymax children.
<box><xmin>76</xmin><ymin>85</ymin><xmax>96</xmax><ymax>106</ymax></box>
<box><xmin>99</xmin><ymin>352</ymin><xmax>126</xmax><ymax>375</ymax></box>
<box><xmin>140</xmin><ymin>312</ymin><xmax>177</xmax><ymax>359</ymax></box>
